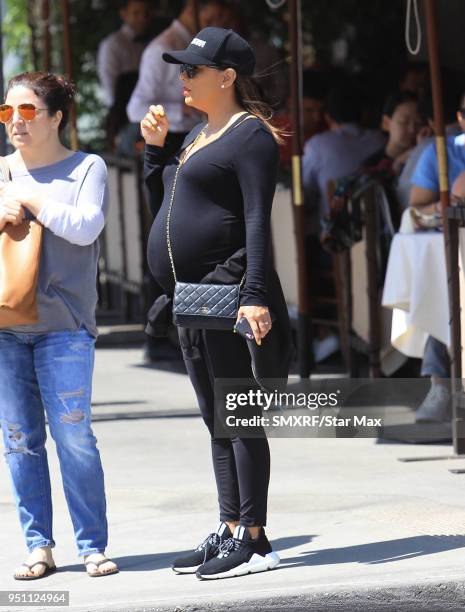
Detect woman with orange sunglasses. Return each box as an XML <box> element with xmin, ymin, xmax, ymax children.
<box><xmin>0</xmin><ymin>72</ymin><xmax>118</xmax><ymax>580</ymax></box>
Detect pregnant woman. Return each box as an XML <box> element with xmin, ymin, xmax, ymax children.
<box><xmin>141</xmin><ymin>27</ymin><xmax>291</xmax><ymax>580</ymax></box>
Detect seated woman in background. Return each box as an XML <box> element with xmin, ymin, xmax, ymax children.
<box><xmin>362</xmin><ymin>90</ymin><xmax>423</xmax><ymax>229</ymax></box>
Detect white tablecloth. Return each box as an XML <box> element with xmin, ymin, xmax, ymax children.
<box><xmin>382</xmin><ymin>232</ymin><xmax>453</xmax><ymax>358</ymax></box>
<box><xmin>382</xmin><ymin>232</ymin><xmax>450</xmax><ymax>357</ymax></box>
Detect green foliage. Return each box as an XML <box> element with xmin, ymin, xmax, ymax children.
<box><xmin>3</xmin><ymin>0</ymin><xmax>33</xmax><ymax>77</ymax></box>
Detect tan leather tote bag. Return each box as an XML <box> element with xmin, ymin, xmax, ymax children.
<box><xmin>0</xmin><ymin>157</ymin><xmax>43</xmax><ymax>327</ymax></box>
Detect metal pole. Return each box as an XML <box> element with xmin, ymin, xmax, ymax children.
<box><xmin>288</xmin><ymin>0</ymin><xmax>312</xmax><ymax>377</ymax></box>
<box><xmin>0</xmin><ymin>0</ymin><xmax>6</xmax><ymax>155</ymax></box>
<box><xmin>425</xmin><ymin>0</ymin><xmax>464</xmax><ymax>455</ymax></box>
<box><xmin>60</xmin><ymin>0</ymin><xmax>78</xmax><ymax>150</ymax></box>
<box><xmin>364</xmin><ymin>187</ymin><xmax>382</xmax><ymax>378</ymax></box>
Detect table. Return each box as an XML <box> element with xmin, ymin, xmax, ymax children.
<box><xmin>382</xmin><ymin>231</ymin><xmax>465</xmax><ymax>358</ymax></box>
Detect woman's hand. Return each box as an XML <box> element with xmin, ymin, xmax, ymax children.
<box><xmin>0</xmin><ymin>197</ymin><xmax>25</xmax><ymax>231</ymax></box>
<box><xmin>0</xmin><ymin>183</ymin><xmax>41</xmax><ymax>217</ymax></box>
<box><xmin>236</xmin><ymin>305</ymin><xmax>272</xmax><ymax>346</ymax></box>
<box><xmin>140</xmin><ymin>105</ymin><xmax>170</xmax><ymax>147</ymax></box>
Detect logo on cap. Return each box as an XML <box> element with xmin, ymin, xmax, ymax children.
<box><xmin>191</xmin><ymin>38</ymin><xmax>206</xmax><ymax>48</ymax></box>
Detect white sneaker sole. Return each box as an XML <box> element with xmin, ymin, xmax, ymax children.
<box><xmin>172</xmin><ymin>564</ymin><xmax>200</xmax><ymax>574</ymax></box>
<box><xmin>197</xmin><ymin>552</ymin><xmax>280</xmax><ymax>580</ymax></box>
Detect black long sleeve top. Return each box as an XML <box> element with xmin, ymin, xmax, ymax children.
<box><xmin>144</xmin><ymin>115</ymin><xmax>279</xmax><ymax>307</ymax></box>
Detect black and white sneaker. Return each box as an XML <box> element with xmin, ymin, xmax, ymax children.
<box><xmin>196</xmin><ymin>525</ymin><xmax>280</xmax><ymax>580</ymax></box>
<box><xmin>172</xmin><ymin>522</ymin><xmax>232</xmax><ymax>574</ymax></box>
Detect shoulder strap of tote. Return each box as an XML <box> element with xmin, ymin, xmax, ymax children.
<box><xmin>0</xmin><ymin>157</ymin><xmax>12</xmax><ymax>183</ymax></box>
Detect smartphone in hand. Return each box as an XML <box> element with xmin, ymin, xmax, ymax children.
<box><xmin>234</xmin><ymin>316</ymin><xmax>255</xmax><ymax>341</ymax></box>
<box><xmin>233</xmin><ymin>312</ymin><xmax>276</xmax><ymax>343</ymax></box>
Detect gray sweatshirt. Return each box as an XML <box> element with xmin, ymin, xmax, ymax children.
<box><xmin>2</xmin><ymin>151</ymin><xmax>108</xmax><ymax>337</ymax></box>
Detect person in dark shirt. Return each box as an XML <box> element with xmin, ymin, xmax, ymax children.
<box><xmin>141</xmin><ymin>27</ymin><xmax>290</xmax><ymax>580</ymax></box>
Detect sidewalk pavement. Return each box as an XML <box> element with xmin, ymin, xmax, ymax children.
<box><xmin>1</xmin><ymin>348</ymin><xmax>465</xmax><ymax>611</ymax></box>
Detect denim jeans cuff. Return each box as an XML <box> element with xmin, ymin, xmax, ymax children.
<box><xmin>78</xmin><ymin>548</ymin><xmax>106</xmax><ymax>557</ymax></box>
<box><xmin>28</xmin><ymin>540</ymin><xmax>55</xmax><ymax>552</ymax></box>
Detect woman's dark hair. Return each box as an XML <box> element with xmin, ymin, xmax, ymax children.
<box><xmin>6</xmin><ymin>71</ymin><xmax>76</xmax><ymax>132</ymax></box>
<box><xmin>382</xmin><ymin>91</ymin><xmax>418</xmax><ymax>118</ymax></box>
<box><xmin>234</xmin><ymin>74</ymin><xmax>285</xmax><ymax>144</ymax></box>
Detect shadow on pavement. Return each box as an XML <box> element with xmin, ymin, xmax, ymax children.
<box><xmin>272</xmin><ymin>535</ymin><xmax>316</xmax><ymax>551</ymax></box>
<box><xmin>57</xmin><ymin>538</ymin><xmax>316</xmax><ymax>573</ymax></box>
<box><xmin>279</xmin><ymin>534</ymin><xmax>465</xmax><ymax>567</ymax></box>
<box><xmin>56</xmin><ymin>535</ymin><xmax>462</xmax><ymax>575</ymax></box>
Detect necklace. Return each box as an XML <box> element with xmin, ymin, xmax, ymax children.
<box><xmin>180</xmin><ymin>112</ymin><xmax>253</xmax><ymax>165</ymax></box>
<box><xmin>179</xmin><ymin>126</ymin><xmax>207</xmax><ymax>165</ymax></box>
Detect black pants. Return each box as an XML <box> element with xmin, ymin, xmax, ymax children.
<box><xmin>179</xmin><ymin>327</ymin><xmax>270</xmax><ymax>527</ymax></box>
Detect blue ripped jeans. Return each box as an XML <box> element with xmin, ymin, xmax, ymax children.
<box><xmin>0</xmin><ymin>330</ymin><xmax>108</xmax><ymax>556</ymax></box>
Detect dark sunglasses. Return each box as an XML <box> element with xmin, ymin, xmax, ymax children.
<box><xmin>180</xmin><ymin>64</ymin><xmax>201</xmax><ymax>79</ymax></box>
<box><xmin>179</xmin><ymin>63</ymin><xmax>224</xmax><ymax>79</ymax></box>
<box><xmin>460</xmin><ymin>108</ymin><xmax>465</xmax><ymax>118</ymax></box>
<box><xmin>0</xmin><ymin>103</ymin><xmax>48</xmax><ymax>123</ymax></box>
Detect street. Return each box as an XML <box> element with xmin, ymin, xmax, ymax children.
<box><xmin>1</xmin><ymin>348</ymin><xmax>465</xmax><ymax>611</ymax></box>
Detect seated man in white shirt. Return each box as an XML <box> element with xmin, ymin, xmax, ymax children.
<box><xmin>97</xmin><ymin>0</ymin><xmax>154</xmax><ymax>108</ymax></box>
<box><xmin>127</xmin><ymin>0</ymin><xmax>226</xmax><ymax>156</ymax></box>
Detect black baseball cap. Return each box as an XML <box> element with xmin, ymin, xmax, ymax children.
<box><xmin>162</xmin><ymin>27</ymin><xmax>255</xmax><ymax>76</ymax></box>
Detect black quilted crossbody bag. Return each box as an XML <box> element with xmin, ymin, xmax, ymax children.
<box><xmin>167</xmin><ymin>116</ymin><xmax>253</xmax><ymax>330</ymax></box>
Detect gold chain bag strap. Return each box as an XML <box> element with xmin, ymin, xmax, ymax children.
<box><xmin>167</xmin><ymin>115</ymin><xmax>254</xmax><ymax>329</ymax></box>
<box><xmin>0</xmin><ymin>157</ymin><xmax>44</xmax><ymax>327</ymax></box>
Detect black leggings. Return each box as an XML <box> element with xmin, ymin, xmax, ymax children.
<box><xmin>179</xmin><ymin>327</ymin><xmax>270</xmax><ymax>527</ymax></box>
